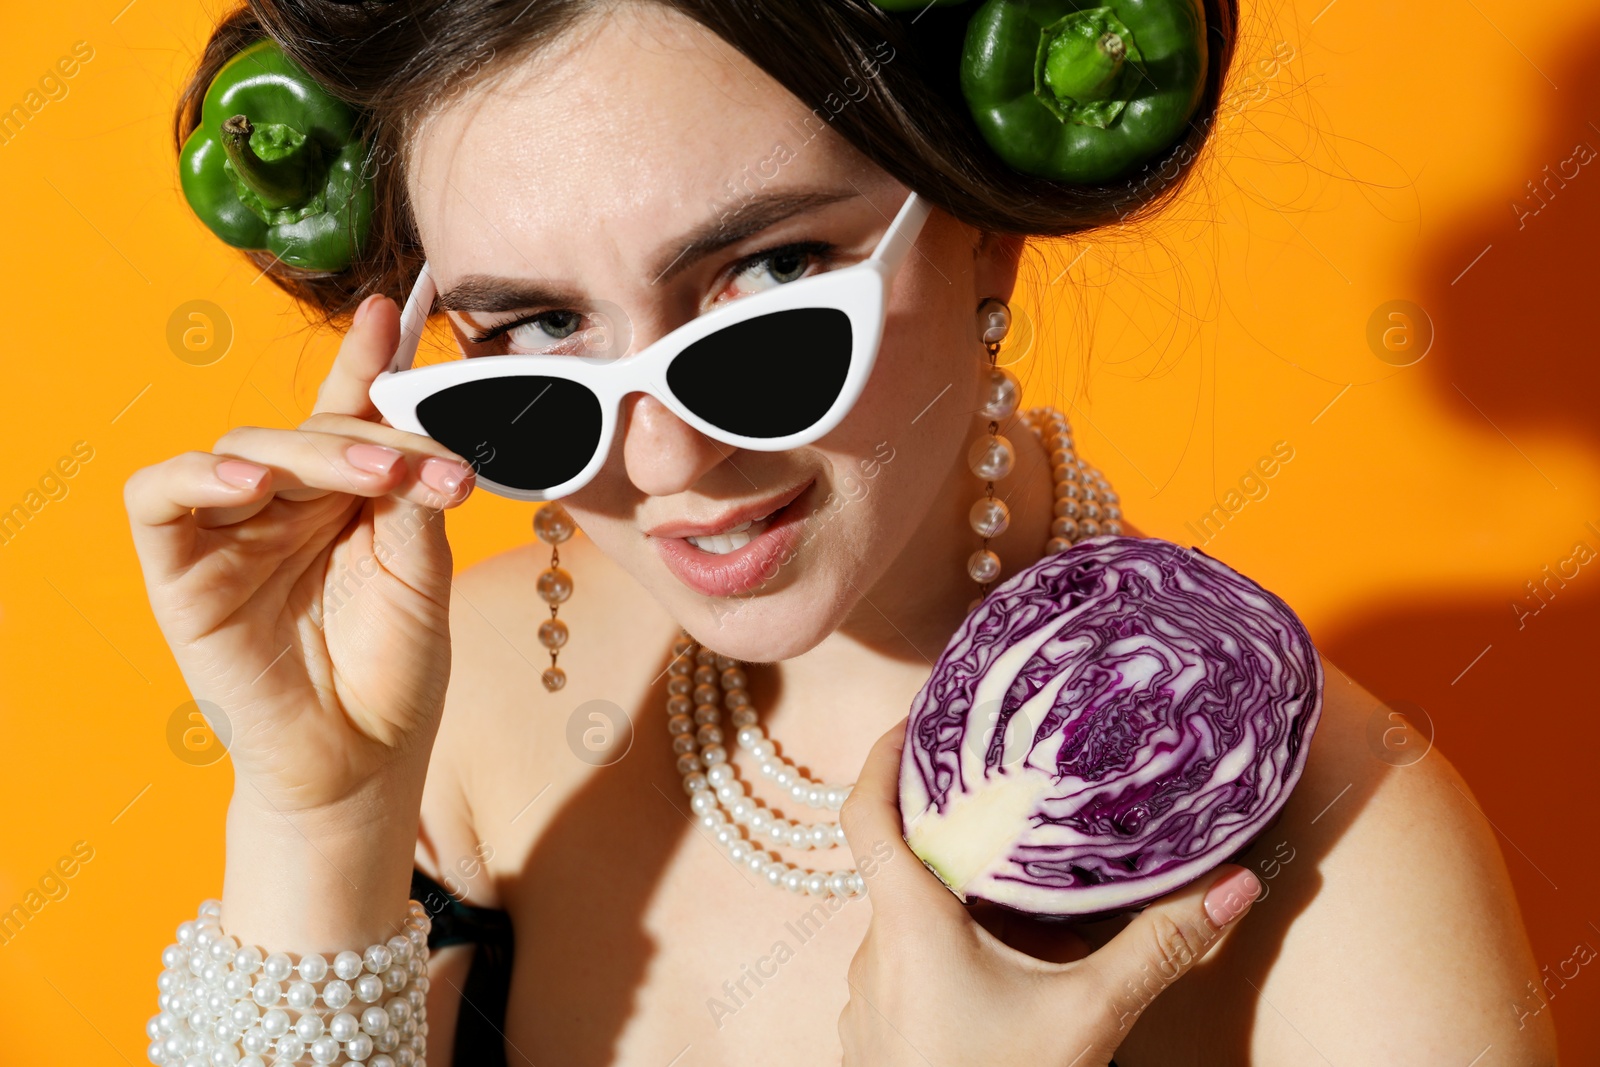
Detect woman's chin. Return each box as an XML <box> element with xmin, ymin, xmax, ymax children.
<box><xmin>611</xmin><ymin>528</ymin><xmax>861</xmax><ymax>662</ymax></box>
<box><xmin>677</xmin><ymin>582</ymin><xmax>843</xmax><ymax>664</ymax></box>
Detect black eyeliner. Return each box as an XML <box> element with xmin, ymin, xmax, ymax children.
<box><xmin>465</xmin><ymin>312</ymin><xmax>547</xmax><ymax>347</ymax></box>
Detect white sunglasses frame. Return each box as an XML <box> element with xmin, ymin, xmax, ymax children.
<box><xmin>367</xmin><ymin>190</ymin><xmax>933</xmax><ymax>502</ymax></box>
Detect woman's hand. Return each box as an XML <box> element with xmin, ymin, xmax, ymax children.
<box><xmin>125</xmin><ymin>294</ymin><xmax>474</xmax><ymax>821</ymax></box>
<box><xmin>838</xmin><ymin>719</ymin><xmax>1262</xmax><ymax>1067</ymax></box>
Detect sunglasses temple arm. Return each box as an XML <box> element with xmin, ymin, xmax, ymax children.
<box><xmin>386</xmin><ymin>261</ymin><xmax>437</xmax><ymax>374</ymax></box>
<box><xmin>870</xmin><ymin>191</ymin><xmax>933</xmax><ymax>277</ymax></box>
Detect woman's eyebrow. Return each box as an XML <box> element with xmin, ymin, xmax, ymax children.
<box><xmin>433</xmin><ymin>188</ymin><xmax>858</xmax><ymax>314</ymax></box>
<box><xmin>435</xmin><ymin>277</ymin><xmax>582</xmax><ymax>315</ymax></box>
<box><xmin>646</xmin><ymin>188</ymin><xmax>858</xmax><ymax>285</ymax></box>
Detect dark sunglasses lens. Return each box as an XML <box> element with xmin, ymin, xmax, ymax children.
<box><xmin>666</xmin><ymin>307</ymin><xmax>852</xmax><ymax>438</ymax></box>
<box><xmin>416</xmin><ymin>376</ymin><xmax>602</xmax><ymax>493</ymax></box>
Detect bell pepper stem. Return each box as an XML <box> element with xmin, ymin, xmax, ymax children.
<box><xmin>1098</xmin><ymin>32</ymin><xmax>1127</xmax><ymax>66</ymax></box>
<box><xmin>1042</xmin><ymin>18</ymin><xmax>1128</xmax><ymax>104</ymax></box>
<box><xmin>219</xmin><ymin>114</ymin><xmax>320</xmax><ymax>211</ymax></box>
<box><xmin>1031</xmin><ymin>7</ymin><xmax>1145</xmax><ymax>129</ymax></box>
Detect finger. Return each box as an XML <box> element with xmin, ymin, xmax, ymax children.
<box><xmin>969</xmin><ymin>901</ymin><xmax>1092</xmax><ymax>964</ymax></box>
<box><xmin>839</xmin><ymin>717</ymin><xmax>967</xmax><ymax>919</ymax></box>
<box><xmin>124</xmin><ymin>452</ymin><xmax>277</xmax><ymax>578</ymax></box>
<box><xmin>194</xmin><ymin>413</ymin><xmax>471</xmax><ymax>527</ymax></box>
<box><xmin>203</xmin><ymin>424</ymin><xmax>474</xmax><ymax>517</ymax></box>
<box><xmin>312</xmin><ymin>293</ymin><xmax>400</xmax><ymax>419</ymax></box>
<box><xmin>294</xmin><ymin>412</ymin><xmax>477</xmax><ymax>510</ymax></box>
<box><xmin>298</xmin><ymin>411</ymin><xmax>464</xmax><ymax>463</ymax></box>
<box><xmin>1078</xmin><ymin>865</ymin><xmax>1261</xmax><ymax>1011</ymax></box>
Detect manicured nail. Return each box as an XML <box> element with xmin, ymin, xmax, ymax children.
<box><xmin>353</xmin><ymin>293</ymin><xmax>381</xmax><ymax>328</ymax></box>
<box><xmin>1203</xmin><ymin>867</ymin><xmax>1261</xmax><ymax>928</ymax></box>
<box><xmin>215</xmin><ymin>460</ymin><xmax>269</xmax><ymax>489</ymax></box>
<box><xmin>346</xmin><ymin>443</ymin><xmax>403</xmax><ymax>475</ymax></box>
<box><xmin>419</xmin><ymin>456</ymin><xmax>470</xmax><ymax>495</ymax></box>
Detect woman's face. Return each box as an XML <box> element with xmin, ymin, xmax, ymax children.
<box><xmin>406</xmin><ymin>4</ymin><xmax>1018</xmax><ymax>662</ymax></box>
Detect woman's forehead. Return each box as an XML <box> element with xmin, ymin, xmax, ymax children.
<box><xmin>404</xmin><ymin>4</ymin><xmax>863</xmax><ymax>279</ymax></box>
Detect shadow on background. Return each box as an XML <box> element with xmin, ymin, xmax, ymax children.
<box><xmin>1321</xmin><ymin>11</ymin><xmax>1600</xmax><ymax>1060</ymax></box>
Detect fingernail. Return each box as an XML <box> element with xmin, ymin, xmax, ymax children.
<box><xmin>215</xmin><ymin>460</ymin><xmax>269</xmax><ymax>489</ymax></box>
<box><xmin>419</xmin><ymin>456</ymin><xmax>470</xmax><ymax>495</ymax></box>
<box><xmin>1203</xmin><ymin>867</ymin><xmax>1261</xmax><ymax>928</ymax></box>
<box><xmin>346</xmin><ymin>443</ymin><xmax>403</xmax><ymax>475</ymax></box>
<box><xmin>353</xmin><ymin>294</ymin><xmax>381</xmax><ymax>328</ymax></box>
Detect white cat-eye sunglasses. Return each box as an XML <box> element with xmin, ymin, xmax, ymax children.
<box><xmin>367</xmin><ymin>190</ymin><xmax>932</xmax><ymax>501</ymax></box>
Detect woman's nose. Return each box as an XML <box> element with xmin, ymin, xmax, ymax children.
<box><xmin>621</xmin><ymin>393</ymin><xmax>729</xmax><ymax>496</ymax></box>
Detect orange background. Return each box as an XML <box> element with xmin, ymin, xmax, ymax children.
<box><xmin>1</xmin><ymin>0</ymin><xmax>1596</xmax><ymax>1060</ymax></box>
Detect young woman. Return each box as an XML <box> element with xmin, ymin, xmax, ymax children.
<box><xmin>129</xmin><ymin>2</ymin><xmax>1556</xmax><ymax>1064</ymax></box>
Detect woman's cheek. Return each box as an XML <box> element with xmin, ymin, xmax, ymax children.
<box><xmin>839</xmin><ymin>470</ymin><xmax>868</xmax><ymax>502</ymax></box>
<box><xmin>551</xmin><ymin>499</ymin><xmax>634</xmax><ymax>567</ymax></box>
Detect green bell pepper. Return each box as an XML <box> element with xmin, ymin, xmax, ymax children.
<box><xmin>178</xmin><ymin>39</ymin><xmax>372</xmax><ymax>272</ymax></box>
<box><xmin>960</xmin><ymin>0</ymin><xmax>1208</xmax><ymax>183</ymax></box>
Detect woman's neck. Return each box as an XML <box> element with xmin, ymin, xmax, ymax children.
<box><xmin>846</xmin><ymin>410</ymin><xmax>1057</xmax><ymax>660</ymax></box>
<box><xmin>754</xmin><ymin>413</ymin><xmax>1058</xmax><ymax>777</ymax></box>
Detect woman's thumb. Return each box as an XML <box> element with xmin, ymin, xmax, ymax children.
<box><xmin>368</xmin><ymin>490</ymin><xmax>458</xmax><ymax>596</ymax></box>
<box><xmin>1082</xmin><ymin>865</ymin><xmax>1261</xmax><ymax>1026</ymax></box>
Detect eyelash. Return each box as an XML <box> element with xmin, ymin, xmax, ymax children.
<box><xmin>462</xmin><ymin>240</ymin><xmax>837</xmax><ymax>348</ymax></box>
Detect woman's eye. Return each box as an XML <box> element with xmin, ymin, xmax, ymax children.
<box><xmin>471</xmin><ymin>242</ymin><xmax>834</xmax><ymax>352</ymax></box>
<box><xmin>722</xmin><ymin>246</ymin><xmax>824</xmax><ymax>299</ymax></box>
<box><xmin>506</xmin><ymin>310</ymin><xmax>581</xmax><ymax>350</ymax></box>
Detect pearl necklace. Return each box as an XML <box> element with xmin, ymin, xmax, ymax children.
<box><xmin>668</xmin><ymin>405</ymin><xmax>1120</xmax><ymax>898</ymax></box>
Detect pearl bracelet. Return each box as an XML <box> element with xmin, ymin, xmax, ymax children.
<box><xmin>147</xmin><ymin>898</ymin><xmax>432</xmax><ymax>1066</ymax></box>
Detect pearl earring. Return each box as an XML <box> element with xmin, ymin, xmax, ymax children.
<box><xmin>966</xmin><ymin>299</ymin><xmax>1022</xmax><ymax>595</ymax></box>
<box><xmin>533</xmin><ymin>503</ymin><xmax>576</xmax><ymax>691</ymax></box>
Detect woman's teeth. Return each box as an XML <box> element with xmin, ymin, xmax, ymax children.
<box><xmin>685</xmin><ymin>514</ymin><xmax>773</xmax><ymax>555</ymax></box>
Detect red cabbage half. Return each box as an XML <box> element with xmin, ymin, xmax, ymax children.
<box><xmin>899</xmin><ymin>536</ymin><xmax>1323</xmax><ymax>919</ymax></box>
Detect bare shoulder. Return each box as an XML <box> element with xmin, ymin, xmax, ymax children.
<box><xmin>1120</xmin><ymin>655</ymin><xmax>1558</xmax><ymax>1066</ymax></box>
<box><xmin>417</xmin><ymin>532</ymin><xmax>679</xmax><ymax>908</ymax></box>
<box><xmin>1246</xmin><ymin>661</ymin><xmax>1556</xmax><ymax>1063</ymax></box>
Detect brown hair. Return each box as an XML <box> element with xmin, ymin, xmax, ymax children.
<box><xmin>175</xmin><ymin>0</ymin><xmax>1238</xmax><ymax>328</ymax></box>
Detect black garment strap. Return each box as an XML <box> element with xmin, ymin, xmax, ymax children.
<box><xmin>411</xmin><ymin>867</ymin><xmax>513</xmax><ymax>949</ymax></box>
<box><xmin>411</xmin><ymin>867</ymin><xmax>513</xmax><ymax>1066</ymax></box>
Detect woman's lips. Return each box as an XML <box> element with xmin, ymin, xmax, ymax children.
<box><xmin>652</xmin><ymin>480</ymin><xmax>815</xmax><ymax>598</ymax></box>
